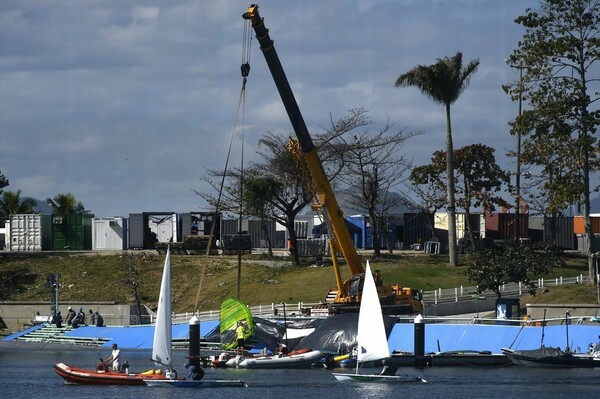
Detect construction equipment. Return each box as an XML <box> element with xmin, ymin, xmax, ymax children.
<box><xmin>242</xmin><ymin>4</ymin><xmax>422</xmax><ymax>314</ymax></box>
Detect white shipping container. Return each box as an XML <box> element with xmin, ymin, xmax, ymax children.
<box><xmin>149</xmin><ymin>213</ymin><xmax>177</xmax><ymax>243</ymax></box>
<box><xmin>7</xmin><ymin>214</ymin><xmax>43</xmax><ymax>251</ymax></box>
<box><xmin>92</xmin><ymin>217</ymin><xmax>127</xmax><ymax>250</ymax></box>
<box><xmin>435</xmin><ymin>212</ymin><xmax>464</xmax><ymax>235</ymax></box>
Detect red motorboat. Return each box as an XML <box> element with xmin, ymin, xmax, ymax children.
<box><xmin>54</xmin><ymin>362</ymin><xmax>170</xmax><ymax>385</ymax></box>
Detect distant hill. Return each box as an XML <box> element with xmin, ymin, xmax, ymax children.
<box><xmin>30</xmin><ymin>198</ymin><xmax>52</xmax><ymax>214</ymax></box>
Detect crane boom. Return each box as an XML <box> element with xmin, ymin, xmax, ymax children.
<box><xmin>242</xmin><ymin>4</ymin><xmax>364</xmax><ymax>276</ymax></box>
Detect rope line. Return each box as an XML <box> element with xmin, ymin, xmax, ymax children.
<box><xmin>194</xmin><ymin>21</ymin><xmax>252</xmax><ymax>311</ymax></box>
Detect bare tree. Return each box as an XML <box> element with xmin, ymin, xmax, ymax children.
<box><xmin>334</xmin><ymin>112</ymin><xmax>419</xmax><ymax>256</ymax></box>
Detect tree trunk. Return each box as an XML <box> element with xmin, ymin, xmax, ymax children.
<box><xmin>371</xmin><ymin>214</ymin><xmax>381</xmax><ymax>257</ymax></box>
<box><xmin>288</xmin><ymin>227</ymin><xmax>300</xmax><ymax>266</ymax></box>
<box><xmin>260</xmin><ymin>219</ymin><xmax>273</xmax><ymax>257</ymax></box>
<box><xmin>446</xmin><ymin>104</ymin><xmax>458</xmax><ymax>266</ymax></box>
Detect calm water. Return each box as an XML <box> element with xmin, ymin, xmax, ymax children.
<box><xmin>1</xmin><ymin>348</ymin><xmax>599</xmax><ymax>399</ymax></box>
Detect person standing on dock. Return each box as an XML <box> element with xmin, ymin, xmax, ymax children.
<box><xmin>52</xmin><ymin>311</ymin><xmax>62</xmax><ymax>328</ymax></box>
<box><xmin>65</xmin><ymin>306</ymin><xmax>76</xmax><ymax>326</ymax></box>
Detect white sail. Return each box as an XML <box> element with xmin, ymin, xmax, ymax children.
<box><xmin>152</xmin><ymin>247</ymin><xmax>172</xmax><ymax>367</ymax></box>
<box><xmin>356</xmin><ymin>261</ymin><xmax>389</xmax><ymax>363</ymax></box>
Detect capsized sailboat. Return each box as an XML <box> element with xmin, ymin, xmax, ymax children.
<box><xmin>332</xmin><ymin>261</ymin><xmax>426</xmax><ymax>383</ymax></box>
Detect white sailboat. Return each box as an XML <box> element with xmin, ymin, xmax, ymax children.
<box><xmin>145</xmin><ymin>247</ymin><xmax>246</xmax><ymax>388</ymax></box>
<box><xmin>332</xmin><ymin>261</ymin><xmax>426</xmax><ymax>383</ymax></box>
<box><xmin>151</xmin><ymin>246</ymin><xmax>173</xmax><ymax>371</ymax></box>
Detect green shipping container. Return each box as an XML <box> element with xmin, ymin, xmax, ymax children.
<box><xmin>51</xmin><ymin>213</ymin><xmax>94</xmax><ymax>250</ymax></box>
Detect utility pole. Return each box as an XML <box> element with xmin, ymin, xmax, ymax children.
<box><xmin>506</xmin><ymin>59</ymin><xmax>523</xmax><ymax>243</ymax></box>
<box><xmin>45</xmin><ymin>273</ymin><xmax>61</xmax><ymax>319</ymax></box>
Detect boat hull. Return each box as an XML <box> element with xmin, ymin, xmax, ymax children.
<box><xmin>144</xmin><ymin>379</ymin><xmax>246</xmax><ymax>388</ymax></box>
<box><xmin>332</xmin><ymin>372</ymin><xmax>426</xmax><ymax>383</ymax></box>
<box><xmin>388</xmin><ymin>351</ymin><xmax>513</xmax><ymax>367</ymax></box>
<box><xmin>54</xmin><ymin>362</ymin><xmax>168</xmax><ymax>385</ymax></box>
<box><xmin>502</xmin><ymin>348</ymin><xmax>600</xmax><ymax>368</ymax></box>
<box><xmin>232</xmin><ymin>350</ymin><xmax>322</xmax><ymax>369</ymax></box>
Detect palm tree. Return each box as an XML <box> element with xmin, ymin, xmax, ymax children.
<box><xmin>45</xmin><ymin>192</ymin><xmax>86</xmax><ymax>215</ymax></box>
<box><xmin>0</xmin><ymin>190</ymin><xmax>37</xmax><ymax>218</ymax></box>
<box><xmin>395</xmin><ymin>52</ymin><xmax>479</xmax><ymax>266</ymax></box>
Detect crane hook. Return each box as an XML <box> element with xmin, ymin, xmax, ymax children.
<box><xmin>241</xmin><ymin>62</ymin><xmax>250</xmax><ymax>78</ymax></box>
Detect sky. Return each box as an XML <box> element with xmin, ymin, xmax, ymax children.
<box><xmin>0</xmin><ymin>0</ymin><xmax>541</xmax><ymax>217</ymax></box>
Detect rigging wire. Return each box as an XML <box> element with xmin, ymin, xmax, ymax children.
<box><xmin>194</xmin><ymin>18</ymin><xmax>253</xmax><ymax>311</ymax></box>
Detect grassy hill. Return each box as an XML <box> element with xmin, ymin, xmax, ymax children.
<box><xmin>0</xmin><ymin>250</ymin><xmax>596</xmax><ymax>313</ymax></box>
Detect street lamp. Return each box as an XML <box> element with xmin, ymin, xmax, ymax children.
<box><xmin>505</xmin><ymin>58</ymin><xmax>523</xmax><ymax>243</ymax></box>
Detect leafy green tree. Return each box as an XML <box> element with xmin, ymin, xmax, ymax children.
<box><xmin>508</xmin><ymin>0</ymin><xmax>600</xmax><ymax>283</ymax></box>
<box><xmin>242</xmin><ymin>175</ymin><xmax>281</xmax><ymax>257</ymax></box>
<box><xmin>0</xmin><ymin>170</ymin><xmax>8</xmax><ymax>194</ymax></box>
<box><xmin>466</xmin><ymin>242</ymin><xmax>565</xmax><ymax>299</ymax></box>
<box><xmin>45</xmin><ymin>193</ymin><xmax>86</xmax><ymax>215</ymax></box>
<box><xmin>395</xmin><ymin>52</ymin><xmax>480</xmax><ymax>266</ymax></box>
<box><xmin>454</xmin><ymin>145</ymin><xmax>511</xmax><ymax>249</ymax></box>
<box><xmin>0</xmin><ymin>190</ymin><xmax>37</xmax><ymax>217</ymax></box>
<box><xmin>411</xmin><ymin>145</ymin><xmax>510</xmax><ymax>251</ymax></box>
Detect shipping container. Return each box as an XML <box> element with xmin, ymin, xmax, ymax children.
<box><xmin>402</xmin><ymin>212</ymin><xmax>434</xmax><ymax>250</ymax></box>
<box><xmin>221</xmin><ymin>219</ymin><xmax>247</xmax><ymax>236</ymax></box>
<box><xmin>128</xmin><ymin>212</ymin><xmax>176</xmax><ymax>249</ymax></box>
<box><xmin>434</xmin><ymin>212</ymin><xmax>483</xmax><ymax>240</ymax></box>
<box><xmin>529</xmin><ymin>216</ymin><xmax>576</xmax><ymax>249</ymax></box>
<box><xmin>180</xmin><ymin>212</ymin><xmax>221</xmax><ymax>239</ymax></box>
<box><xmin>247</xmin><ymin>219</ymin><xmax>276</xmax><ymax>249</ymax></box>
<box><xmin>128</xmin><ymin>213</ymin><xmax>144</xmax><ymax>249</ymax></box>
<box><xmin>92</xmin><ymin>217</ymin><xmax>128</xmax><ymax>250</ymax></box>
<box><xmin>148</xmin><ymin>213</ymin><xmax>177</xmax><ymax>243</ymax></box>
<box><xmin>6</xmin><ymin>214</ymin><xmax>51</xmax><ymax>251</ymax></box>
<box><xmin>573</xmin><ymin>215</ymin><xmax>600</xmax><ymax>234</ymax></box>
<box><xmin>484</xmin><ymin>213</ymin><xmax>528</xmax><ymax>240</ymax></box>
<box><xmin>51</xmin><ymin>213</ymin><xmax>93</xmax><ymax>250</ymax></box>
<box><xmin>296</xmin><ymin>238</ymin><xmax>326</xmax><ymax>256</ymax></box>
<box><xmin>577</xmin><ymin>233</ymin><xmax>600</xmax><ymax>253</ymax></box>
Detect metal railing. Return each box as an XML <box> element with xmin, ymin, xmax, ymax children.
<box><xmin>422</xmin><ymin>274</ymin><xmax>588</xmax><ymax>304</ymax></box>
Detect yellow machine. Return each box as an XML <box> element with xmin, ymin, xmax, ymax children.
<box><xmin>243</xmin><ymin>4</ymin><xmax>422</xmax><ymax>314</ymax></box>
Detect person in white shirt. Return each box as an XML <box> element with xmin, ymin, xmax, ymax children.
<box><xmin>105</xmin><ymin>343</ymin><xmax>121</xmax><ymax>372</ymax></box>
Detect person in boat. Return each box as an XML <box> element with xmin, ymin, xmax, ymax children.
<box><xmin>184</xmin><ymin>357</ymin><xmax>205</xmax><ymax>380</ymax></box>
<box><xmin>236</xmin><ymin>321</ymin><xmax>247</xmax><ymax>355</ymax></box>
<box><xmin>276</xmin><ymin>343</ymin><xmax>289</xmax><ymax>357</ymax></box>
<box><xmin>165</xmin><ymin>368</ymin><xmax>178</xmax><ymax>380</ymax></box>
<box><xmin>65</xmin><ymin>306</ymin><xmax>76</xmax><ymax>326</ymax></box>
<box><xmin>89</xmin><ymin>309</ymin><xmax>96</xmax><ymax>325</ymax></box>
<box><xmin>380</xmin><ymin>363</ymin><xmax>398</xmax><ymax>376</ymax></box>
<box><xmin>105</xmin><ymin>343</ymin><xmax>121</xmax><ymax>372</ymax></box>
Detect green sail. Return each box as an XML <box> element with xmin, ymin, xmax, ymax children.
<box><xmin>219</xmin><ymin>298</ymin><xmax>254</xmax><ymax>350</ymax></box>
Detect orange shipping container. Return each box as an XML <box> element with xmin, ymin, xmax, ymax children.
<box><xmin>573</xmin><ymin>216</ymin><xmax>600</xmax><ymax>234</ymax></box>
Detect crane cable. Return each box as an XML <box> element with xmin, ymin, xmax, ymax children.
<box><xmin>194</xmin><ymin>18</ymin><xmax>253</xmax><ymax>311</ymax></box>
